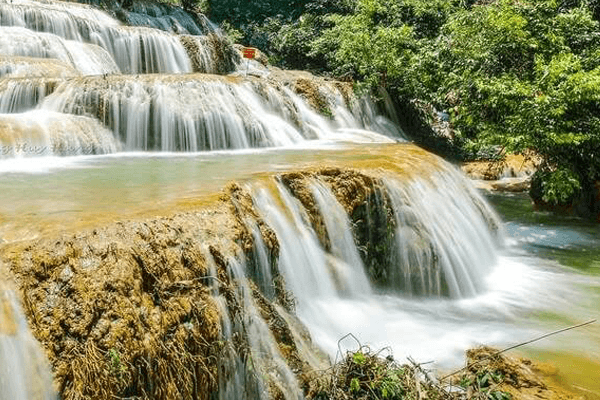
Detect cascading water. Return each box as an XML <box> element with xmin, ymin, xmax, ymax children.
<box><xmin>0</xmin><ymin>26</ymin><xmax>120</xmax><ymax>75</ymax></box>
<box><xmin>2</xmin><ymin>0</ymin><xmax>594</xmax><ymax>398</ymax></box>
<box><xmin>383</xmin><ymin>171</ymin><xmax>501</xmax><ymax>298</ymax></box>
<box><xmin>309</xmin><ymin>180</ymin><xmax>372</xmax><ymax>296</ymax></box>
<box><xmin>0</xmin><ymin>0</ymin><xmax>232</xmax><ymax>74</ymax></box>
<box><xmin>0</xmin><ymin>284</ymin><xmax>55</xmax><ymax>400</ymax></box>
<box><xmin>123</xmin><ymin>1</ymin><xmax>212</xmax><ymax>34</ymax></box>
<box><xmin>0</xmin><ymin>78</ymin><xmax>60</xmax><ymax>113</ymax></box>
<box><xmin>0</xmin><ymin>0</ymin><xmax>402</xmax><ymax>159</ymax></box>
<box><xmin>0</xmin><ymin>110</ymin><xmax>119</xmax><ymax>158</ymax></box>
<box><xmin>246</xmin><ymin>165</ymin><xmax>535</xmax><ymax>364</ymax></box>
<box><xmin>0</xmin><ymin>74</ymin><xmax>402</xmax><ymax>155</ymax></box>
<box><xmin>226</xmin><ymin>258</ymin><xmax>304</xmax><ymax>400</ymax></box>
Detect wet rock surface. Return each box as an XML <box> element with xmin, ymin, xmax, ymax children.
<box><xmin>1</xmin><ymin>185</ymin><xmax>307</xmax><ymax>400</ymax></box>
<box><xmin>462</xmin><ymin>154</ymin><xmax>539</xmax><ymax>193</ymax></box>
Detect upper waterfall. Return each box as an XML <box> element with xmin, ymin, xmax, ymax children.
<box><xmin>0</xmin><ymin>26</ymin><xmax>120</xmax><ymax>75</ymax></box>
<box><xmin>0</xmin><ymin>0</ymin><xmax>403</xmax><ymax>159</ymax></box>
<box><xmin>0</xmin><ymin>0</ymin><xmax>239</xmax><ymax>74</ymax></box>
<box><xmin>0</xmin><ymin>73</ymin><xmax>403</xmax><ymax>155</ymax></box>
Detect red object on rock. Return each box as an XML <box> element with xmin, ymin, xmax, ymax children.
<box><xmin>242</xmin><ymin>47</ymin><xmax>257</xmax><ymax>59</ymax></box>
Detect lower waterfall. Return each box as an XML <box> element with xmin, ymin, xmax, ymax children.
<box><xmin>241</xmin><ymin>164</ymin><xmax>548</xmax><ymax>366</ymax></box>
<box><xmin>0</xmin><ymin>285</ymin><xmax>55</xmax><ymax>400</ymax></box>
<box><xmin>0</xmin><ymin>110</ymin><xmax>120</xmax><ymax>159</ymax></box>
<box><xmin>0</xmin><ymin>147</ymin><xmax>597</xmax><ymax>399</ymax></box>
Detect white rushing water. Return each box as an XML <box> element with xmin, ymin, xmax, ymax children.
<box><xmin>0</xmin><ymin>0</ymin><xmax>208</xmax><ymax>74</ymax></box>
<box><xmin>0</xmin><ymin>26</ymin><xmax>120</xmax><ymax>75</ymax></box>
<box><xmin>384</xmin><ymin>171</ymin><xmax>500</xmax><ymax>298</ymax></box>
<box><xmin>0</xmin><ymin>110</ymin><xmax>120</xmax><ymax>158</ymax></box>
<box><xmin>0</xmin><ymin>287</ymin><xmax>55</xmax><ymax>400</ymax></box>
<box><xmin>0</xmin><ymin>75</ymin><xmax>402</xmax><ymax>154</ymax></box>
<box><xmin>0</xmin><ymin>0</ymin><xmax>403</xmax><ymax>158</ymax></box>
<box><xmin>248</xmin><ymin>168</ymin><xmax>586</xmax><ymax>370</ymax></box>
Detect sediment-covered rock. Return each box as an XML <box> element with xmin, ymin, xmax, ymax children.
<box><xmin>462</xmin><ymin>153</ymin><xmax>539</xmax><ymax>193</ymax></box>
<box><xmin>1</xmin><ymin>185</ymin><xmax>308</xmax><ymax>400</ymax></box>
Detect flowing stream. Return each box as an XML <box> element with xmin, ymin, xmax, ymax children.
<box><xmin>0</xmin><ymin>283</ymin><xmax>55</xmax><ymax>400</ymax></box>
<box><xmin>0</xmin><ymin>0</ymin><xmax>598</xmax><ymax>399</ymax></box>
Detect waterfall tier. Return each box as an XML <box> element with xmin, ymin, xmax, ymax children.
<box><xmin>0</xmin><ymin>0</ymin><xmax>239</xmax><ymax>74</ymax></box>
<box><xmin>0</xmin><ymin>73</ymin><xmax>402</xmax><ymax>154</ymax></box>
<box><xmin>1</xmin><ymin>150</ymin><xmax>503</xmax><ymax>399</ymax></box>
<box><xmin>252</xmin><ymin>164</ymin><xmax>501</xmax><ymax>299</ymax></box>
<box><xmin>0</xmin><ymin>281</ymin><xmax>55</xmax><ymax>400</ymax></box>
<box><xmin>0</xmin><ymin>26</ymin><xmax>120</xmax><ymax>75</ymax></box>
<box><xmin>0</xmin><ymin>110</ymin><xmax>120</xmax><ymax>158</ymax></box>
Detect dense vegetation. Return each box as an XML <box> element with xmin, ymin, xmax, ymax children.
<box><xmin>201</xmin><ymin>0</ymin><xmax>600</xmax><ymax>218</ymax></box>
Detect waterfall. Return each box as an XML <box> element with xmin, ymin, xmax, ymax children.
<box><xmin>309</xmin><ymin>180</ymin><xmax>372</xmax><ymax>295</ymax></box>
<box><xmin>0</xmin><ymin>26</ymin><xmax>120</xmax><ymax>75</ymax></box>
<box><xmin>249</xmin><ymin>165</ymin><xmax>504</xmax><ymax>357</ymax></box>
<box><xmin>123</xmin><ymin>2</ymin><xmax>210</xmax><ymax>34</ymax></box>
<box><xmin>227</xmin><ymin>258</ymin><xmax>304</xmax><ymax>400</ymax></box>
<box><xmin>0</xmin><ymin>77</ymin><xmax>401</xmax><ymax>156</ymax></box>
<box><xmin>203</xmin><ymin>244</ymin><xmax>303</xmax><ymax>400</ymax></box>
<box><xmin>0</xmin><ymin>110</ymin><xmax>120</xmax><ymax>158</ymax></box>
<box><xmin>15</xmin><ymin>75</ymin><xmax>396</xmax><ymax>152</ymax></box>
<box><xmin>0</xmin><ymin>286</ymin><xmax>55</xmax><ymax>400</ymax></box>
<box><xmin>0</xmin><ymin>0</ymin><xmax>402</xmax><ymax>158</ymax></box>
<box><xmin>0</xmin><ymin>78</ymin><xmax>60</xmax><ymax>113</ymax></box>
<box><xmin>383</xmin><ymin>171</ymin><xmax>500</xmax><ymax>298</ymax></box>
<box><xmin>0</xmin><ymin>0</ymin><xmax>237</xmax><ymax>74</ymax></box>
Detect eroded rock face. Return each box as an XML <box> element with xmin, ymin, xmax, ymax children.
<box><xmin>1</xmin><ymin>185</ymin><xmax>308</xmax><ymax>400</ymax></box>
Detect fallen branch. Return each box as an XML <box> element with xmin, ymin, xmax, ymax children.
<box><xmin>440</xmin><ymin>318</ymin><xmax>597</xmax><ymax>381</ymax></box>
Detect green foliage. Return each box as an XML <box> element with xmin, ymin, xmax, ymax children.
<box><xmin>349</xmin><ymin>377</ymin><xmax>360</xmax><ymax>393</ymax></box>
<box><xmin>352</xmin><ymin>351</ymin><xmax>366</xmax><ymax>365</ymax></box>
<box><xmin>108</xmin><ymin>348</ymin><xmax>127</xmax><ymax>378</ymax></box>
<box><xmin>534</xmin><ymin>168</ymin><xmax>582</xmax><ymax>205</ymax></box>
<box><xmin>310</xmin><ymin>7</ymin><xmax>417</xmax><ymax>88</ymax></box>
<box><xmin>310</xmin><ymin>346</ymin><xmax>513</xmax><ymax>400</ymax></box>
<box><xmin>456</xmin><ymin>368</ymin><xmax>511</xmax><ymax>400</ymax></box>
<box><xmin>444</xmin><ymin>2</ymin><xmax>538</xmax><ymax>77</ymax></box>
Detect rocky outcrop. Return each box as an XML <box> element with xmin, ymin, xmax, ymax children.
<box><xmin>1</xmin><ymin>185</ymin><xmax>307</xmax><ymax>400</ymax></box>
<box><xmin>180</xmin><ymin>33</ymin><xmax>241</xmax><ymax>74</ymax></box>
<box><xmin>462</xmin><ymin>153</ymin><xmax>539</xmax><ymax>193</ymax></box>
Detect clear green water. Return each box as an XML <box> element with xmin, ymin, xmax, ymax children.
<box><xmin>486</xmin><ymin>191</ymin><xmax>600</xmax><ymax>397</ymax></box>
<box><xmin>487</xmin><ymin>192</ymin><xmax>600</xmax><ymax>276</ymax></box>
